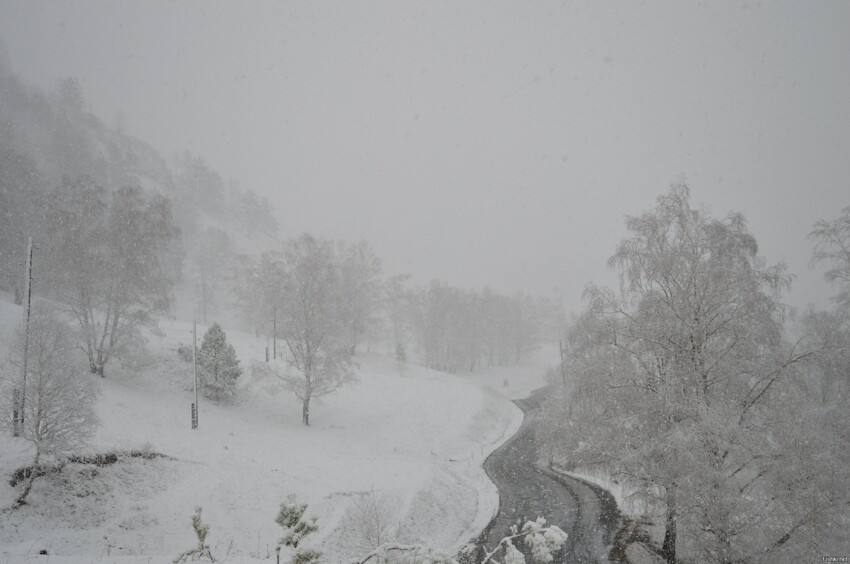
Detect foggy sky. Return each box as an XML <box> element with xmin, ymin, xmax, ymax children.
<box><xmin>1</xmin><ymin>1</ymin><xmax>849</xmax><ymax>315</ymax></box>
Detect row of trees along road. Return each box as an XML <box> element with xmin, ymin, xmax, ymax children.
<box><xmin>540</xmin><ymin>184</ymin><xmax>850</xmax><ymax>562</ymax></box>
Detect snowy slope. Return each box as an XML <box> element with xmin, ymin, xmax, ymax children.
<box><xmin>0</xmin><ymin>303</ymin><xmax>527</xmax><ymax>563</ymax></box>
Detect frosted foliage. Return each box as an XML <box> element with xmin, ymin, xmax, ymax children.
<box><xmin>337</xmin><ymin>240</ymin><xmax>383</xmax><ymax>354</ymax></box>
<box><xmin>1</xmin><ymin>303</ymin><xmax>99</xmax><ymax>459</ymax></box>
<box><xmin>410</xmin><ymin>281</ymin><xmax>541</xmax><ymax>374</ymax></box>
<box><xmin>502</xmin><ymin>542</ymin><xmax>525</xmax><ymax>564</ymax></box>
<box><xmin>810</xmin><ymin>205</ymin><xmax>850</xmax><ymax>310</ymax></box>
<box><xmin>276</xmin><ymin>494</ymin><xmax>318</xmax><ymax>548</ymax></box>
<box><xmin>356</xmin><ymin>518</ymin><xmax>566</xmax><ymax>564</ymax></box>
<box><xmin>189</xmin><ymin>226</ymin><xmax>235</xmax><ymax>324</ymax></box>
<box><xmin>173</xmin><ymin>506</ymin><xmax>215</xmax><ymax>563</ymax></box>
<box><xmin>43</xmin><ymin>180</ymin><xmax>180</xmax><ymax>377</ymax></box>
<box><xmin>349</xmin><ymin>489</ymin><xmax>396</xmax><ymax>552</ymax></box>
<box><xmin>542</xmin><ymin>185</ymin><xmax>850</xmax><ymax>561</ymax></box>
<box><xmin>522</xmin><ymin>518</ymin><xmax>567</xmax><ymax>563</ymax></box>
<box><xmin>197</xmin><ymin>322</ymin><xmax>241</xmax><ymax>401</ymax></box>
<box><xmin>271</xmin><ymin>235</ymin><xmax>356</xmax><ymax>425</ymax></box>
<box><xmin>275</xmin><ymin>495</ymin><xmax>322</xmax><ymax>564</ymax></box>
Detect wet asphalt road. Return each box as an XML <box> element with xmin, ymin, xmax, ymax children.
<box><xmin>479</xmin><ymin>389</ymin><xmax>622</xmax><ymax>563</ymax></box>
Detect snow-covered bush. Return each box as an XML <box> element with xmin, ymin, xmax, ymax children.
<box><xmin>350</xmin><ymin>489</ymin><xmax>398</xmax><ymax>552</ymax></box>
<box><xmin>174</xmin><ymin>506</ymin><xmax>215</xmax><ymax>563</ymax></box>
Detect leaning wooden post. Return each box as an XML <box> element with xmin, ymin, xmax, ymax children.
<box><xmin>15</xmin><ymin>237</ymin><xmax>34</xmax><ymax>436</ymax></box>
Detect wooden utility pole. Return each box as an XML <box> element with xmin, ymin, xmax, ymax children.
<box><xmin>559</xmin><ymin>340</ymin><xmax>568</xmax><ymax>387</ymax></box>
<box><xmin>559</xmin><ymin>340</ymin><xmax>571</xmax><ymax>410</ymax></box>
<box><xmin>273</xmin><ymin>304</ymin><xmax>277</xmax><ymax>360</ymax></box>
<box><xmin>265</xmin><ymin>305</ymin><xmax>270</xmax><ymax>362</ymax></box>
<box><xmin>14</xmin><ymin>237</ymin><xmax>34</xmax><ymax>436</ymax></box>
<box><xmin>192</xmin><ymin>319</ymin><xmax>198</xmax><ymax>429</ymax></box>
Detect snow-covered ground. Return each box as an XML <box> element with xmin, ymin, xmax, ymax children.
<box><xmin>0</xmin><ymin>296</ymin><xmax>549</xmax><ymax>563</ymax></box>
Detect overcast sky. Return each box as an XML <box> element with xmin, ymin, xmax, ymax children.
<box><xmin>1</xmin><ymin>1</ymin><xmax>848</xmax><ymax>314</ymax></box>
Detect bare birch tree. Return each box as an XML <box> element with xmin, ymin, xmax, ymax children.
<box><xmin>275</xmin><ymin>235</ymin><xmax>354</xmax><ymax>425</ymax></box>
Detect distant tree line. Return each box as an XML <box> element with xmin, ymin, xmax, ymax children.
<box><xmin>406</xmin><ymin>282</ymin><xmax>549</xmax><ymax>373</ymax></box>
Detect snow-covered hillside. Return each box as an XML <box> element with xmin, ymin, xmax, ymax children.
<box><xmin>0</xmin><ymin>296</ymin><xmax>534</xmax><ymax>563</ymax></box>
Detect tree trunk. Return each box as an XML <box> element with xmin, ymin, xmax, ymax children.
<box><xmin>302</xmin><ymin>394</ymin><xmax>311</xmax><ymax>426</ymax></box>
<box><xmin>661</xmin><ymin>483</ymin><xmax>677</xmax><ymax>564</ymax></box>
<box><xmin>90</xmin><ymin>359</ymin><xmax>105</xmax><ymax>378</ymax></box>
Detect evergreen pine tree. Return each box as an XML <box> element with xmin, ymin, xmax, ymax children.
<box><xmin>197</xmin><ymin>323</ymin><xmax>241</xmax><ymax>401</ymax></box>
<box><xmin>275</xmin><ymin>495</ymin><xmax>322</xmax><ymax>564</ymax></box>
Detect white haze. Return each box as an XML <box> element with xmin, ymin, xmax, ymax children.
<box><xmin>1</xmin><ymin>1</ymin><xmax>848</xmax><ymax>314</ymax></box>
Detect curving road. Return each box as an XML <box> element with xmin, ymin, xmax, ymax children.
<box><xmin>476</xmin><ymin>388</ymin><xmax>622</xmax><ymax>563</ymax></box>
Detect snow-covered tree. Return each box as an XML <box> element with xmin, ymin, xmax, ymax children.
<box><xmin>408</xmin><ymin>282</ymin><xmax>541</xmax><ymax>373</ymax></box>
<box><xmin>43</xmin><ymin>179</ymin><xmax>181</xmax><ymax>377</ymax></box>
<box><xmin>337</xmin><ymin>240</ymin><xmax>383</xmax><ymax>355</ymax></box>
<box><xmin>543</xmin><ymin>184</ymin><xmax>819</xmax><ymax>562</ymax></box>
<box><xmin>807</xmin><ymin>205</ymin><xmax>850</xmax><ymax>401</ymax></box>
<box><xmin>1</xmin><ymin>304</ymin><xmax>99</xmax><ymax>508</ymax></box>
<box><xmin>189</xmin><ymin>226</ymin><xmax>235</xmax><ymax>324</ymax></box>
<box><xmin>383</xmin><ymin>274</ymin><xmax>412</xmax><ymax>373</ymax></box>
<box><xmin>235</xmin><ymin>252</ymin><xmax>283</xmax><ymax>337</ymax></box>
<box><xmin>237</xmin><ymin>188</ymin><xmax>279</xmax><ymax>237</ymax></box>
<box><xmin>197</xmin><ymin>322</ymin><xmax>241</xmax><ymax>401</ymax></box>
<box><xmin>276</xmin><ymin>494</ymin><xmax>322</xmax><ymax>564</ymax></box>
<box><xmin>799</xmin><ymin>307</ymin><xmax>850</xmax><ymax>403</ymax></box>
<box><xmin>348</xmin><ymin>489</ymin><xmax>397</xmax><ymax>553</ymax></box>
<box><xmin>274</xmin><ymin>235</ymin><xmax>355</xmax><ymax>426</ymax></box>
<box><xmin>174</xmin><ymin>151</ymin><xmax>227</xmax><ymax>217</ymax></box>
<box><xmin>810</xmin><ymin>205</ymin><xmax>850</xmax><ymax>310</ymax></box>
<box><xmin>0</xmin><ymin>146</ymin><xmax>44</xmax><ymax>302</ymax></box>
